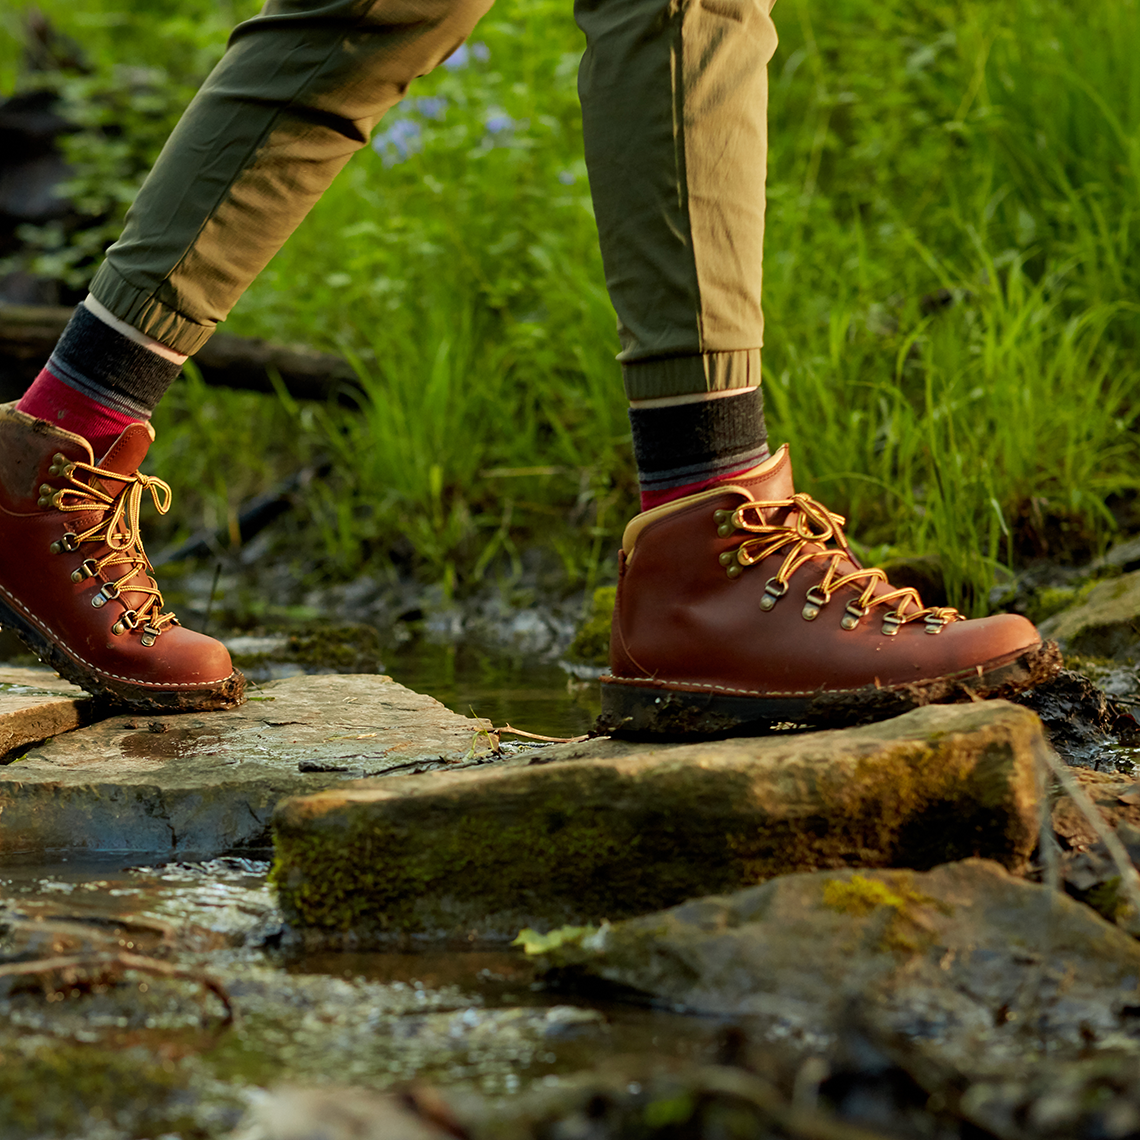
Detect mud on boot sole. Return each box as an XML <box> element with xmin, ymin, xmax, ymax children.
<box><xmin>596</xmin><ymin>639</ymin><xmax>1063</xmax><ymax>740</ymax></box>
<box><xmin>0</xmin><ymin>595</ymin><xmax>246</xmax><ymax>713</ymax></box>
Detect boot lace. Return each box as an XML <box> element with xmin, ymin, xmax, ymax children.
<box><xmin>39</xmin><ymin>453</ymin><xmax>178</xmax><ymax>647</ymax></box>
<box><xmin>713</xmin><ymin>492</ymin><xmax>962</xmax><ymax>635</ymax></box>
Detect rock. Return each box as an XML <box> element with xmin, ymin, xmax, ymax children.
<box><xmin>535</xmin><ymin>860</ymin><xmax>1140</xmax><ymax>1073</ymax></box>
<box><xmin>0</xmin><ymin>665</ymin><xmax>94</xmax><ymax>761</ymax></box>
<box><xmin>0</xmin><ymin>673</ymin><xmax>497</xmax><ymax>858</ymax></box>
<box><xmin>222</xmin><ymin>624</ymin><xmax>385</xmax><ymax>682</ymax></box>
<box><xmin>231</xmin><ymin>1087</ymin><xmax>457</xmax><ymax>1140</ymax></box>
<box><xmin>1037</xmin><ymin>569</ymin><xmax>1140</xmax><ymax>660</ymax></box>
<box><xmin>1010</xmin><ymin>668</ymin><xmax>1128</xmax><ymax>768</ymax></box>
<box><xmin>272</xmin><ymin>701</ymin><xmax>1043</xmax><ymax>945</ymax></box>
<box><xmin>561</xmin><ymin>585</ymin><xmax>616</xmax><ymax>672</ymax></box>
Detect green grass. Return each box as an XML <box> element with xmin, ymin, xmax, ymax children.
<box><xmin>3</xmin><ymin>0</ymin><xmax>1140</xmax><ymax>612</ymax></box>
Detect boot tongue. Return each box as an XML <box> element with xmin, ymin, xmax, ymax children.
<box><xmin>97</xmin><ymin>421</ymin><xmax>156</xmax><ymax>477</ymax></box>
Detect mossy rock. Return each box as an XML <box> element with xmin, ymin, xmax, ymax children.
<box><xmin>563</xmin><ymin>587</ymin><xmax>616</xmax><ymax>668</ymax></box>
<box><xmin>271</xmin><ymin>701</ymin><xmax>1043</xmax><ymax>945</ymax></box>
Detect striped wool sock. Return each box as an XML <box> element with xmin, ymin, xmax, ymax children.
<box><xmin>17</xmin><ymin>303</ymin><xmax>183</xmax><ymax>460</ymax></box>
<box><xmin>629</xmin><ymin>387</ymin><xmax>770</xmax><ymax>511</ymax></box>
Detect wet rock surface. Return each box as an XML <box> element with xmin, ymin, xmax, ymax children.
<box><xmin>0</xmin><ymin>665</ymin><xmax>96</xmax><ymax>762</ymax></box>
<box><xmin>0</xmin><ymin>671</ymin><xmax>497</xmax><ymax>857</ymax></box>
<box><xmin>273</xmin><ymin>701</ymin><xmax>1042</xmax><ymax>945</ymax></box>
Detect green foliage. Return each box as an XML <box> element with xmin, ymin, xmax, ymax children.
<box><xmin>2</xmin><ymin>2</ymin><xmax>261</xmax><ymax>287</ymax></box>
<box><xmin>511</xmin><ymin>924</ymin><xmax>600</xmax><ymax>955</ymax></box>
<box><xmin>5</xmin><ymin>0</ymin><xmax>1140</xmax><ymax>609</ymax></box>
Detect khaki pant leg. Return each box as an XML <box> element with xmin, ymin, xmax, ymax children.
<box><xmin>576</xmin><ymin>0</ymin><xmax>778</xmax><ymax>399</ymax></box>
<box><xmin>89</xmin><ymin>0</ymin><xmax>493</xmax><ymax>355</ymax></box>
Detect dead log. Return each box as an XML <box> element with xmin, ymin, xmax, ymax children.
<box><xmin>0</xmin><ymin>304</ymin><xmax>364</xmax><ymax>405</ymax></box>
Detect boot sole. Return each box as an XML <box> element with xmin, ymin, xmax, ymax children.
<box><xmin>596</xmin><ymin>639</ymin><xmax>1062</xmax><ymax>740</ymax></box>
<box><xmin>0</xmin><ymin>593</ymin><xmax>246</xmax><ymax>713</ymax></box>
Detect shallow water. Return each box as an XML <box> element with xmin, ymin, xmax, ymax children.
<box><xmin>0</xmin><ymin>855</ymin><xmax>733</xmax><ymax>1136</ymax></box>
<box><xmin>383</xmin><ymin>639</ymin><xmax>602</xmax><ymax>740</ymax></box>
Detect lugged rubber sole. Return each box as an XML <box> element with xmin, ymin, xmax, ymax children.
<box><xmin>596</xmin><ymin>639</ymin><xmax>1063</xmax><ymax>740</ymax></box>
<box><xmin>0</xmin><ymin>593</ymin><xmax>246</xmax><ymax>713</ymax></box>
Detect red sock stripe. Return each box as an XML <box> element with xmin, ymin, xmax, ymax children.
<box><xmin>640</xmin><ymin>460</ymin><xmax>763</xmax><ymax>511</ymax></box>
<box><xmin>17</xmin><ymin>367</ymin><xmax>143</xmax><ymax>461</ymax></box>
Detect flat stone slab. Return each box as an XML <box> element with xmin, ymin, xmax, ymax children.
<box><xmin>0</xmin><ymin>673</ymin><xmax>497</xmax><ymax>857</ymax></box>
<box><xmin>272</xmin><ymin>700</ymin><xmax>1043</xmax><ymax>945</ymax></box>
<box><xmin>0</xmin><ymin>666</ymin><xmax>93</xmax><ymax>760</ymax></box>
<box><xmin>1038</xmin><ymin>569</ymin><xmax>1140</xmax><ymax>660</ymax></box>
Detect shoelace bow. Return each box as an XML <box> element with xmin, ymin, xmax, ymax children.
<box><xmin>716</xmin><ymin>491</ymin><xmax>962</xmax><ymax>634</ymax></box>
<box><xmin>40</xmin><ymin>453</ymin><xmax>177</xmax><ymax>643</ymax></box>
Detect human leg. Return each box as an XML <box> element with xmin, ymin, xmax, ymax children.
<box><xmin>575</xmin><ymin>0</ymin><xmax>1059</xmax><ymax>736</ymax></box>
<box><xmin>2</xmin><ymin>0</ymin><xmax>493</xmax><ymax>710</ymax></box>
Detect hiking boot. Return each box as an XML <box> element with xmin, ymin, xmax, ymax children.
<box><xmin>600</xmin><ymin>445</ymin><xmax>1059</xmax><ymax>738</ymax></box>
<box><xmin>0</xmin><ymin>402</ymin><xmax>244</xmax><ymax>711</ymax></box>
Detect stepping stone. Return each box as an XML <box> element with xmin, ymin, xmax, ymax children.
<box><xmin>272</xmin><ymin>700</ymin><xmax>1044</xmax><ymax>946</ymax></box>
<box><xmin>0</xmin><ymin>666</ymin><xmax>93</xmax><ymax>761</ymax></box>
<box><xmin>0</xmin><ymin>674</ymin><xmax>497</xmax><ymax>858</ymax></box>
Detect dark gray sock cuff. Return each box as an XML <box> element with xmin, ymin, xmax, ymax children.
<box><xmin>48</xmin><ymin>304</ymin><xmax>182</xmax><ymax>417</ymax></box>
<box><xmin>630</xmin><ymin>387</ymin><xmax>769</xmax><ymax>494</ymax></box>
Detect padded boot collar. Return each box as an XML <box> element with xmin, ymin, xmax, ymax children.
<box><xmin>622</xmin><ymin>444</ymin><xmax>792</xmax><ymax>555</ymax></box>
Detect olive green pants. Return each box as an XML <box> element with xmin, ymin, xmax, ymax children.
<box><xmin>89</xmin><ymin>0</ymin><xmax>777</xmax><ymax>400</ymax></box>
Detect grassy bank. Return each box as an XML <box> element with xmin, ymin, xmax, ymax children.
<box><xmin>3</xmin><ymin>0</ymin><xmax>1139</xmax><ymax>612</ymax></box>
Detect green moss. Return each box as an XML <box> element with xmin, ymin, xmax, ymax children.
<box><xmin>271</xmin><ymin>715</ymin><xmax>1033</xmax><ymax>940</ymax></box>
<box><xmin>1084</xmin><ymin>878</ymin><xmax>1130</xmax><ymax>925</ymax></box>
<box><xmin>822</xmin><ymin>872</ymin><xmax>949</xmax><ymax>955</ymax></box>
<box><xmin>229</xmin><ymin>623</ymin><xmax>383</xmax><ymax>674</ymax></box>
<box><xmin>822</xmin><ymin>874</ymin><xmax>912</xmax><ymax>915</ymax></box>
<box><xmin>0</xmin><ymin>1040</ymin><xmax>198</xmax><ymax>1138</ymax></box>
<box><xmin>564</xmin><ymin>587</ymin><xmax>617</xmax><ymax>667</ymax></box>
<box><xmin>1025</xmin><ymin>579</ymin><xmax>1099</xmax><ymax>626</ymax></box>
<box><xmin>513</xmin><ymin>924</ymin><xmax>600</xmax><ymax>954</ymax></box>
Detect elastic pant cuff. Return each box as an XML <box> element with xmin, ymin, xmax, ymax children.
<box><xmin>89</xmin><ymin>262</ymin><xmax>216</xmax><ymax>357</ymax></box>
<box><xmin>622</xmin><ymin>349</ymin><xmax>763</xmax><ymax>401</ymax></box>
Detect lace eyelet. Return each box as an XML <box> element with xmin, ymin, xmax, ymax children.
<box><xmin>112</xmin><ymin>610</ymin><xmax>139</xmax><ymax>636</ymax></box>
<box><xmin>91</xmin><ymin>583</ymin><xmax>120</xmax><ymax>609</ymax></box>
<box><xmin>51</xmin><ymin>532</ymin><xmax>80</xmax><ymax>555</ymax></box>
<box><xmin>802</xmin><ymin>585</ymin><xmax>828</xmax><ymax>621</ymax></box>
<box><xmin>759</xmin><ymin>578</ymin><xmax>788</xmax><ymax>611</ymax></box>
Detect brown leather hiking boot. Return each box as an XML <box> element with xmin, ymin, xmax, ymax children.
<box><xmin>600</xmin><ymin>445</ymin><xmax>1060</xmax><ymax>738</ymax></box>
<box><xmin>0</xmin><ymin>402</ymin><xmax>244</xmax><ymax>711</ymax></box>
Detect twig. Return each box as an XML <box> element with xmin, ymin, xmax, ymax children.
<box><xmin>1036</xmin><ymin>739</ymin><xmax>1140</xmax><ymax>917</ymax></box>
<box><xmin>0</xmin><ymin>952</ymin><xmax>234</xmax><ymax>1025</ymax></box>
<box><xmin>492</xmin><ymin>724</ymin><xmax>589</xmax><ymax>744</ymax></box>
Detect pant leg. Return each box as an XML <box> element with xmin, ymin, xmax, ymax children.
<box><xmin>576</xmin><ymin>0</ymin><xmax>778</xmax><ymax>400</ymax></box>
<box><xmin>89</xmin><ymin>0</ymin><xmax>493</xmax><ymax>356</ymax></box>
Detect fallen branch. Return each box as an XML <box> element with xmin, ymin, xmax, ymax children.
<box><xmin>493</xmin><ymin>724</ymin><xmax>590</xmax><ymax>744</ymax></box>
<box><xmin>0</xmin><ymin>951</ymin><xmax>234</xmax><ymax>1025</ymax></box>
<box><xmin>0</xmin><ymin>304</ymin><xmax>362</xmax><ymax>405</ymax></box>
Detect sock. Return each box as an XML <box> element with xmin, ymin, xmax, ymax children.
<box><xmin>17</xmin><ymin>303</ymin><xmax>184</xmax><ymax>460</ymax></box>
<box><xmin>630</xmin><ymin>387</ymin><xmax>770</xmax><ymax>511</ymax></box>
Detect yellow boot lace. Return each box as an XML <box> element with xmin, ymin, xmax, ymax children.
<box><xmin>38</xmin><ymin>452</ymin><xmax>178</xmax><ymax>647</ymax></box>
<box><xmin>713</xmin><ymin>492</ymin><xmax>962</xmax><ymax>635</ymax></box>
